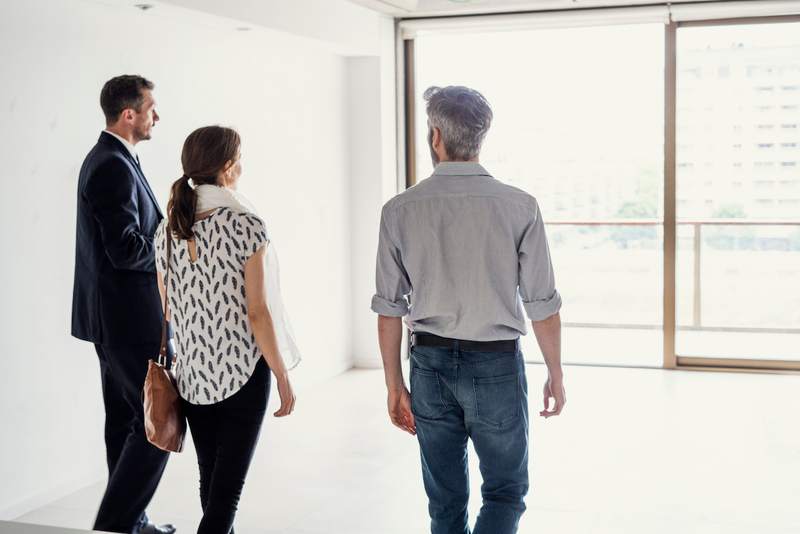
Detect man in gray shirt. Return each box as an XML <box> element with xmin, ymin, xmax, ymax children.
<box><xmin>372</xmin><ymin>85</ymin><xmax>565</xmax><ymax>534</ymax></box>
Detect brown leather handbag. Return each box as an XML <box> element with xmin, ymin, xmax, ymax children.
<box><xmin>143</xmin><ymin>225</ymin><xmax>186</xmax><ymax>453</ymax></box>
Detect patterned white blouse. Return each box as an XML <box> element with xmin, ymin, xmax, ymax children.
<box><xmin>155</xmin><ymin>207</ymin><xmax>269</xmax><ymax>405</ymax></box>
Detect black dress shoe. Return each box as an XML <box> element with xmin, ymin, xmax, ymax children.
<box><xmin>137</xmin><ymin>523</ymin><xmax>176</xmax><ymax>534</ymax></box>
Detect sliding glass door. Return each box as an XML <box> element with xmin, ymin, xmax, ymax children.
<box><xmin>674</xmin><ymin>19</ymin><xmax>800</xmax><ymax>368</ymax></box>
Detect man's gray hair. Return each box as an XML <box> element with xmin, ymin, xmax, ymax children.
<box><xmin>424</xmin><ymin>85</ymin><xmax>493</xmax><ymax>161</ymax></box>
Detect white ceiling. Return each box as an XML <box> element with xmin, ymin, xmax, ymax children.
<box><xmin>348</xmin><ymin>0</ymin><xmax>731</xmax><ymax>18</ymax></box>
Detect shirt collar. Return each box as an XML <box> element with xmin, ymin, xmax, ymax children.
<box><xmin>103</xmin><ymin>129</ymin><xmax>138</xmax><ymax>161</ymax></box>
<box><xmin>432</xmin><ymin>161</ymin><xmax>491</xmax><ymax>177</ymax></box>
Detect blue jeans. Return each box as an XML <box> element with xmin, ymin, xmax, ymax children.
<box><xmin>410</xmin><ymin>343</ymin><xmax>529</xmax><ymax>534</ymax></box>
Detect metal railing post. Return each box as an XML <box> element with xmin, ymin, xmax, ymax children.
<box><xmin>693</xmin><ymin>223</ymin><xmax>702</xmax><ymax>327</ymax></box>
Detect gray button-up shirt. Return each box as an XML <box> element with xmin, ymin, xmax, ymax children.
<box><xmin>371</xmin><ymin>161</ymin><xmax>561</xmax><ymax>341</ymax></box>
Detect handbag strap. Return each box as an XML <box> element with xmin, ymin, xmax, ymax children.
<box><xmin>158</xmin><ymin>223</ymin><xmax>173</xmax><ymax>366</ymax></box>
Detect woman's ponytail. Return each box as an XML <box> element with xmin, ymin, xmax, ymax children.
<box><xmin>166</xmin><ymin>174</ymin><xmax>196</xmax><ymax>240</ymax></box>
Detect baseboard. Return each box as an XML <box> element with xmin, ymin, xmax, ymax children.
<box><xmin>0</xmin><ymin>470</ymin><xmax>104</xmax><ymax>521</ymax></box>
<box><xmin>352</xmin><ymin>358</ymin><xmax>382</xmax><ymax>369</ymax></box>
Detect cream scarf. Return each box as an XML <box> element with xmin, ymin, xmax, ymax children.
<box><xmin>195</xmin><ymin>184</ymin><xmax>301</xmax><ymax>371</ymax></box>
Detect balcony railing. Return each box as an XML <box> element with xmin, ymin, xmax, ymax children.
<box><xmin>546</xmin><ymin>218</ymin><xmax>800</xmax><ymax>335</ymax></box>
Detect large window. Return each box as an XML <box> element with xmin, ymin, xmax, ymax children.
<box><xmin>676</xmin><ymin>21</ymin><xmax>800</xmax><ymax>363</ymax></box>
<box><xmin>405</xmin><ymin>14</ymin><xmax>800</xmax><ymax>370</ymax></box>
<box><xmin>414</xmin><ymin>23</ymin><xmax>665</xmax><ymax>367</ymax></box>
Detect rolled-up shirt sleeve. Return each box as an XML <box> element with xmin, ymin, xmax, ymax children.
<box><xmin>518</xmin><ymin>200</ymin><xmax>562</xmax><ymax>321</ymax></box>
<box><xmin>371</xmin><ymin>205</ymin><xmax>411</xmax><ymax>317</ymax></box>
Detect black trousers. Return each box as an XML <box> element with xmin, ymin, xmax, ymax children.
<box><xmin>94</xmin><ymin>343</ymin><xmax>170</xmax><ymax>533</ymax></box>
<box><xmin>183</xmin><ymin>359</ymin><xmax>270</xmax><ymax>534</ymax></box>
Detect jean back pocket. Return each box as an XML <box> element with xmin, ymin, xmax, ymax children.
<box><xmin>410</xmin><ymin>366</ymin><xmax>447</xmax><ymax>420</ymax></box>
<box><xmin>473</xmin><ymin>373</ymin><xmax>521</xmax><ymax>428</ymax></box>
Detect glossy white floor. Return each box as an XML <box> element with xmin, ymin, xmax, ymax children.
<box><xmin>15</xmin><ymin>365</ymin><xmax>800</xmax><ymax>533</ymax></box>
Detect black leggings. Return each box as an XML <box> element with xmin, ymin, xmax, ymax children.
<box><xmin>183</xmin><ymin>359</ymin><xmax>271</xmax><ymax>534</ymax></box>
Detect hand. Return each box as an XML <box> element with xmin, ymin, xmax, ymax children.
<box><xmin>540</xmin><ymin>374</ymin><xmax>565</xmax><ymax>418</ymax></box>
<box><xmin>387</xmin><ymin>386</ymin><xmax>416</xmax><ymax>435</ymax></box>
<box><xmin>273</xmin><ymin>375</ymin><xmax>296</xmax><ymax>417</ymax></box>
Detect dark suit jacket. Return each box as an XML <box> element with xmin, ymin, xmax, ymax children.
<box><xmin>72</xmin><ymin>132</ymin><xmax>166</xmax><ymax>347</ymax></box>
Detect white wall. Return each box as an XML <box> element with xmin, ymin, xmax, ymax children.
<box><xmin>348</xmin><ymin>57</ymin><xmax>384</xmax><ymax>368</ymax></box>
<box><xmin>0</xmin><ymin>0</ymin><xmax>395</xmax><ymax>518</ymax></box>
<box><xmin>348</xmin><ymin>15</ymin><xmax>402</xmax><ymax>368</ymax></box>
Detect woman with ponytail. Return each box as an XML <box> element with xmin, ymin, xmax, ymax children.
<box><xmin>154</xmin><ymin>126</ymin><xmax>300</xmax><ymax>533</ymax></box>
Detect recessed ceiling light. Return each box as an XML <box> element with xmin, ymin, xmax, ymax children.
<box><xmin>134</xmin><ymin>3</ymin><xmax>154</xmax><ymax>11</ymax></box>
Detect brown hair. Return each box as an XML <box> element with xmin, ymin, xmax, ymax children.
<box><xmin>100</xmin><ymin>75</ymin><xmax>154</xmax><ymax>125</ymax></box>
<box><xmin>167</xmin><ymin>126</ymin><xmax>241</xmax><ymax>239</ymax></box>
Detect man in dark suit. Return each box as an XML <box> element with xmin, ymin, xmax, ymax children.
<box><xmin>72</xmin><ymin>75</ymin><xmax>175</xmax><ymax>534</ymax></box>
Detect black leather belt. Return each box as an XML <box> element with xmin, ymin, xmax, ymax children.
<box><xmin>412</xmin><ymin>333</ymin><xmax>518</xmax><ymax>352</ymax></box>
